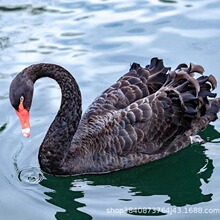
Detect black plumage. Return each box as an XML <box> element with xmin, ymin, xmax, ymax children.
<box><xmin>9</xmin><ymin>58</ymin><xmax>220</xmax><ymax>175</ymax></box>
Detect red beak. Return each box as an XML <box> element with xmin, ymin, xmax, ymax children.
<box><xmin>15</xmin><ymin>101</ymin><xmax>30</xmax><ymax>138</ymax></box>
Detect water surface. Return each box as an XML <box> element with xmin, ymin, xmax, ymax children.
<box><xmin>0</xmin><ymin>0</ymin><xmax>220</xmax><ymax>219</ymax></box>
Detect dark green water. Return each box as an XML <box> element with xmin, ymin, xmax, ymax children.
<box><xmin>0</xmin><ymin>0</ymin><xmax>220</xmax><ymax>219</ymax></box>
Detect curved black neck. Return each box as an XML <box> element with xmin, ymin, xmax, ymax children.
<box><xmin>23</xmin><ymin>63</ymin><xmax>82</xmax><ymax>174</ymax></box>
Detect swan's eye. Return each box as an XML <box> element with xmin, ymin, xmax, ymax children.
<box><xmin>20</xmin><ymin>96</ymin><xmax>24</xmax><ymax>103</ymax></box>
<box><xmin>18</xmin><ymin>96</ymin><xmax>25</xmax><ymax>111</ymax></box>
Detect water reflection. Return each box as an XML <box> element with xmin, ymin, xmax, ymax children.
<box><xmin>0</xmin><ymin>5</ymin><xmax>28</xmax><ymax>12</ymax></box>
<box><xmin>159</xmin><ymin>0</ymin><xmax>177</xmax><ymax>4</ymax></box>
<box><xmin>0</xmin><ymin>123</ymin><xmax>7</xmax><ymax>133</ymax></box>
<box><xmin>40</xmin><ymin>125</ymin><xmax>218</xmax><ymax>219</ymax></box>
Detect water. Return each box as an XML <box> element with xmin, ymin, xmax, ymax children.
<box><xmin>0</xmin><ymin>0</ymin><xmax>220</xmax><ymax>219</ymax></box>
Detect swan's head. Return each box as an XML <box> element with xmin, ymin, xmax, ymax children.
<box><xmin>9</xmin><ymin>72</ymin><xmax>34</xmax><ymax>138</ymax></box>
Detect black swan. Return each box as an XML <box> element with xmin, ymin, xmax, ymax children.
<box><xmin>9</xmin><ymin>58</ymin><xmax>220</xmax><ymax>175</ymax></box>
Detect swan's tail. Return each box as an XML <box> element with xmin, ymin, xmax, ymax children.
<box><xmin>144</xmin><ymin>58</ymin><xmax>220</xmax><ymax>135</ymax></box>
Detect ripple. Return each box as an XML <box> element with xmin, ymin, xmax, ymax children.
<box><xmin>160</xmin><ymin>27</ymin><xmax>220</xmax><ymax>39</ymax></box>
<box><xmin>18</xmin><ymin>167</ymin><xmax>45</xmax><ymax>184</ymax></box>
<box><xmin>0</xmin><ymin>36</ymin><xmax>9</xmax><ymax>50</ymax></box>
<box><xmin>0</xmin><ymin>5</ymin><xmax>28</xmax><ymax>12</ymax></box>
<box><xmin>0</xmin><ymin>123</ymin><xmax>7</xmax><ymax>133</ymax></box>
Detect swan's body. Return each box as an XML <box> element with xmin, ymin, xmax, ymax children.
<box><xmin>9</xmin><ymin>58</ymin><xmax>220</xmax><ymax>175</ymax></box>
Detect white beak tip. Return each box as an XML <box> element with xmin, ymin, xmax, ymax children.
<box><xmin>22</xmin><ymin>127</ymin><xmax>31</xmax><ymax>138</ymax></box>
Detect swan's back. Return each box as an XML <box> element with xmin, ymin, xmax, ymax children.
<box><xmin>68</xmin><ymin>58</ymin><xmax>220</xmax><ymax>174</ymax></box>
